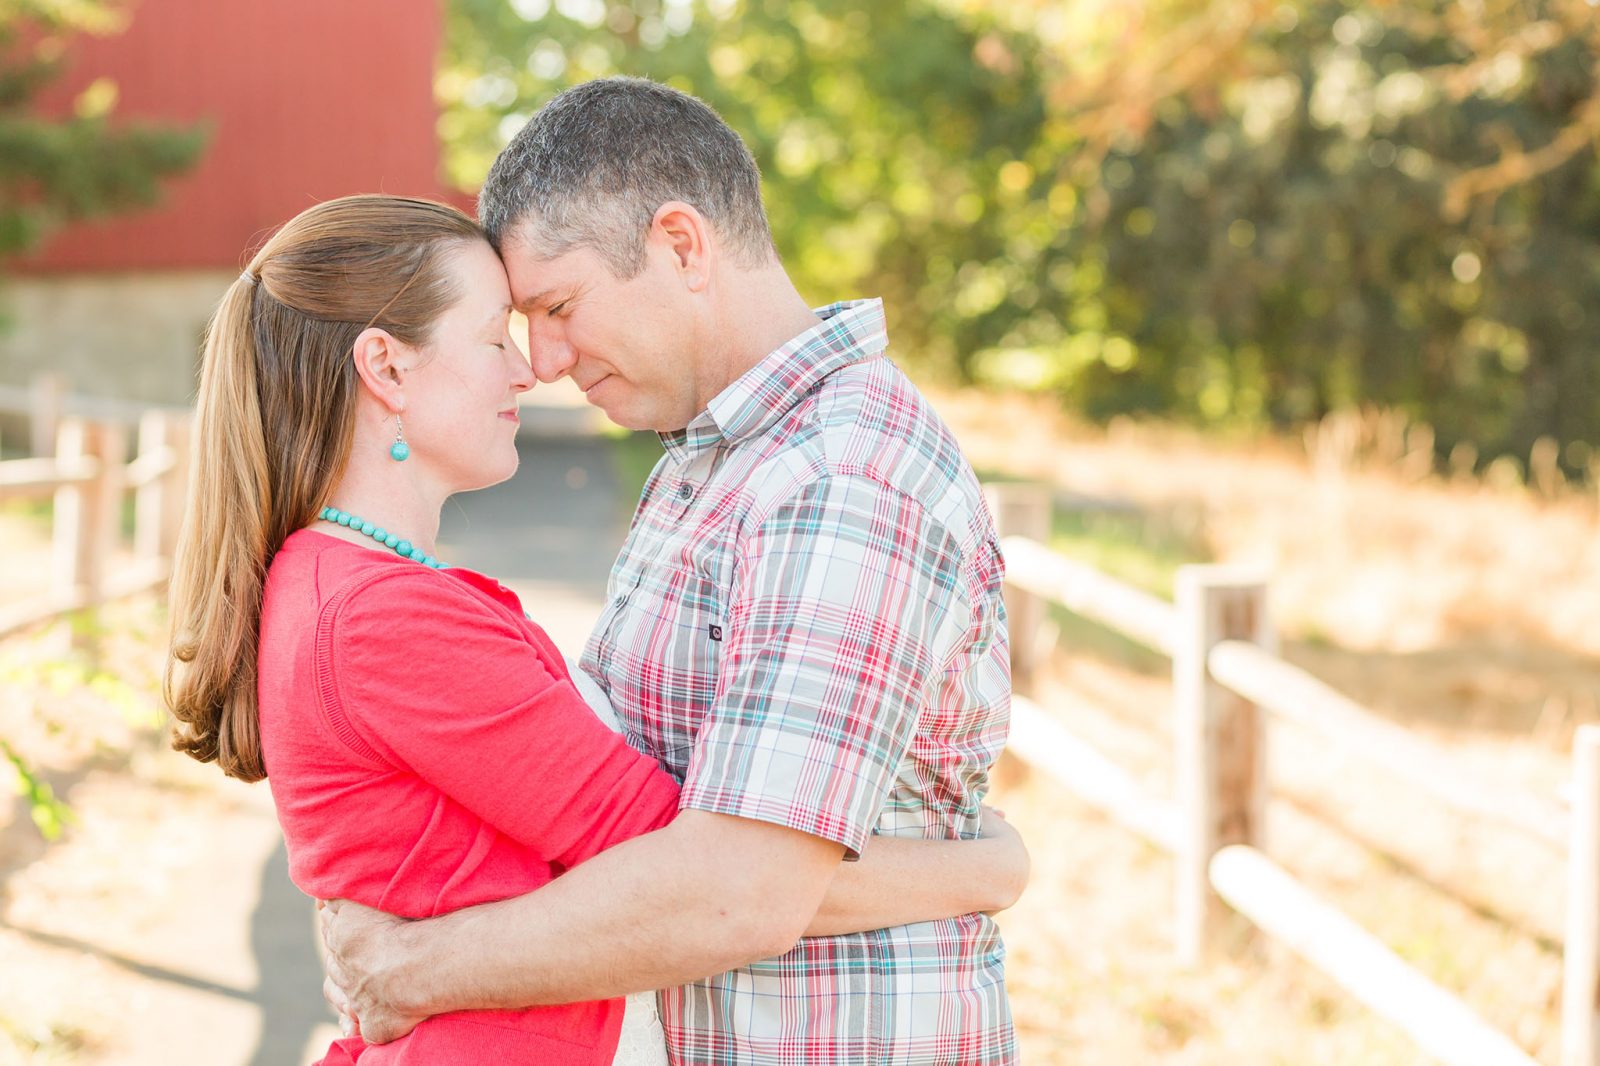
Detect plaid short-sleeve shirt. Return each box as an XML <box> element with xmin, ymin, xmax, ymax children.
<box><xmin>581</xmin><ymin>298</ymin><xmax>1016</xmax><ymax>1065</ymax></box>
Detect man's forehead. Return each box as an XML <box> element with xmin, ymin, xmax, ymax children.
<box><xmin>500</xmin><ymin>241</ymin><xmax>595</xmax><ymax>307</ymax></box>
<box><xmin>502</xmin><ymin>261</ymin><xmax>566</xmax><ymax>310</ymax></box>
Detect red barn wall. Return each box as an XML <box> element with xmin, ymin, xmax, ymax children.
<box><xmin>20</xmin><ymin>0</ymin><xmax>471</xmax><ymax>273</ymax></box>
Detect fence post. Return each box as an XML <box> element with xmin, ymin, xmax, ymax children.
<box><xmin>985</xmin><ymin>482</ymin><xmax>1053</xmax><ymax>695</ymax></box>
<box><xmin>1563</xmin><ymin>725</ymin><xmax>1600</xmax><ymax>1066</ymax></box>
<box><xmin>51</xmin><ymin>419</ymin><xmax>124</xmax><ymax>637</ymax></box>
<box><xmin>51</xmin><ymin>418</ymin><xmax>90</xmax><ymax>597</ymax></box>
<box><xmin>29</xmin><ymin>373</ymin><xmax>66</xmax><ymax>458</ymax></box>
<box><xmin>134</xmin><ymin>410</ymin><xmax>190</xmax><ymax>567</ymax></box>
<box><xmin>1174</xmin><ymin>565</ymin><xmax>1273</xmax><ymax>967</ymax></box>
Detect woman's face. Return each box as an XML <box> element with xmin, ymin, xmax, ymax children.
<box><xmin>402</xmin><ymin>239</ymin><xmax>534</xmax><ymax>493</ymax></box>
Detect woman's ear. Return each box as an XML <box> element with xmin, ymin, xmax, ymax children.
<box><xmin>350</xmin><ymin>327</ymin><xmax>410</xmax><ymax>413</ymax></box>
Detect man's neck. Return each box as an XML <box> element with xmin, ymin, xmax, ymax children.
<box><xmin>696</xmin><ymin>265</ymin><xmax>824</xmax><ymax>411</ymax></box>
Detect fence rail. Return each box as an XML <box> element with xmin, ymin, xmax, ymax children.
<box><xmin>1208</xmin><ymin>637</ymin><xmax>1570</xmax><ymax>848</ymax></box>
<box><xmin>1210</xmin><ymin>844</ymin><xmax>1545</xmax><ymax>1066</ymax></box>
<box><xmin>1001</xmin><ymin>535</ymin><xmax>1178</xmax><ymax>656</ymax></box>
<box><xmin>987</xmin><ymin>481</ymin><xmax>1589</xmax><ymax>1066</ymax></box>
<box><xmin>0</xmin><ymin>456</ymin><xmax>100</xmax><ymax>496</ymax></box>
<box><xmin>0</xmin><ymin>409</ymin><xmax>191</xmax><ymax>641</ymax></box>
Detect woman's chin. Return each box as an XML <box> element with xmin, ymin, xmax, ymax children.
<box><xmin>451</xmin><ymin>456</ymin><xmax>520</xmax><ymax>495</ymax></box>
<box><xmin>483</xmin><ymin>463</ymin><xmax>521</xmax><ymax>491</ymax></box>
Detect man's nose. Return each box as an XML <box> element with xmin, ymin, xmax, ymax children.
<box><xmin>526</xmin><ymin>318</ymin><xmax>576</xmax><ymax>384</ymax></box>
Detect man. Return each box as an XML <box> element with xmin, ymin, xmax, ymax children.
<box><xmin>322</xmin><ymin>76</ymin><xmax>1017</xmax><ymax>1064</ymax></box>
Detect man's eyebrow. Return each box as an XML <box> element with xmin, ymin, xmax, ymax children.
<box><xmin>513</xmin><ymin>287</ymin><xmax>566</xmax><ymax>312</ymax></box>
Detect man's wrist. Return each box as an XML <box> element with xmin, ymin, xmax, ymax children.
<box><xmin>387</xmin><ymin>916</ymin><xmax>446</xmax><ymax>1018</ymax></box>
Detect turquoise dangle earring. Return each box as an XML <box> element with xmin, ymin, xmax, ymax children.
<box><xmin>389</xmin><ymin>414</ymin><xmax>410</xmax><ymax>462</ymax></box>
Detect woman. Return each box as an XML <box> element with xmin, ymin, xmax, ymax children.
<box><xmin>164</xmin><ymin>195</ymin><xmax>1026</xmax><ymax>1065</ymax></box>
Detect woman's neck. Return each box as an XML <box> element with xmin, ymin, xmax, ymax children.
<box><xmin>316</xmin><ymin>452</ymin><xmax>444</xmax><ymax>555</ymax></box>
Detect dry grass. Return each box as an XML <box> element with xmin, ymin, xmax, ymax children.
<box><xmin>0</xmin><ymin>595</ymin><xmax>174</xmax><ymax>1064</ymax></box>
<box><xmin>932</xmin><ymin>388</ymin><xmax>1600</xmax><ymax>747</ymax></box>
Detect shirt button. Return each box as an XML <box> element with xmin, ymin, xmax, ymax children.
<box><xmin>678</xmin><ymin>483</ymin><xmax>694</xmax><ymax>501</ymax></box>
<box><xmin>614</xmin><ymin>594</ymin><xmax>628</xmax><ymax>607</ymax></box>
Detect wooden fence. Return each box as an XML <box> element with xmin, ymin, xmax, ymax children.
<box><xmin>0</xmin><ymin>405</ymin><xmax>191</xmax><ymax>641</ymax></box>
<box><xmin>987</xmin><ymin>481</ymin><xmax>1594</xmax><ymax>1066</ymax></box>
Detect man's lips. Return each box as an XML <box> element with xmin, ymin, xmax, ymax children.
<box><xmin>498</xmin><ymin>408</ymin><xmax>520</xmax><ymax>423</ymax></box>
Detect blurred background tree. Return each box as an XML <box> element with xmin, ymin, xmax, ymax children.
<box><xmin>443</xmin><ymin>0</ymin><xmax>1598</xmax><ymax>470</ymax></box>
<box><xmin>0</xmin><ymin>0</ymin><xmax>205</xmax><ymax>261</ymax></box>
<box><xmin>0</xmin><ymin>0</ymin><xmax>203</xmax><ymax>837</ymax></box>
<box><xmin>1051</xmin><ymin>0</ymin><xmax>1600</xmax><ymax>469</ymax></box>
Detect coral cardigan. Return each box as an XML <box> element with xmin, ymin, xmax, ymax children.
<box><xmin>257</xmin><ymin>529</ymin><xmax>680</xmax><ymax>1065</ymax></box>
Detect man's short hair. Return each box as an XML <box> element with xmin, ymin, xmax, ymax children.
<box><xmin>479</xmin><ymin>77</ymin><xmax>777</xmax><ymax>276</ymax></box>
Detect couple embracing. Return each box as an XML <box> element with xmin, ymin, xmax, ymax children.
<box><xmin>166</xmin><ymin>76</ymin><xmax>1023</xmax><ymax>1065</ymax></box>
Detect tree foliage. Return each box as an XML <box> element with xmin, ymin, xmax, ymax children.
<box><xmin>1053</xmin><ymin>0</ymin><xmax>1600</xmax><ymax>465</ymax></box>
<box><xmin>0</xmin><ymin>0</ymin><xmax>206</xmax><ymax>259</ymax></box>
<box><xmin>441</xmin><ymin>0</ymin><xmax>1600</xmax><ymax>466</ymax></box>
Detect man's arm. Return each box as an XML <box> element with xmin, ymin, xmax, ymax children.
<box><xmin>323</xmin><ymin>810</ymin><xmax>843</xmax><ymax>1044</ymax></box>
<box><xmin>325</xmin><ymin>808</ymin><xmax>1031</xmax><ymax>1043</ymax></box>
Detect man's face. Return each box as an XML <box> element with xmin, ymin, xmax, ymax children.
<box><xmin>501</xmin><ymin>227</ymin><xmax>700</xmax><ymax>432</ymax></box>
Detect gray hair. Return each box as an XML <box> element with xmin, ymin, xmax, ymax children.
<box><xmin>479</xmin><ymin>77</ymin><xmax>776</xmax><ymax>277</ymax></box>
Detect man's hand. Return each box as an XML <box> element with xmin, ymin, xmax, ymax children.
<box><xmin>319</xmin><ymin>899</ymin><xmax>430</xmax><ymax>1045</ymax></box>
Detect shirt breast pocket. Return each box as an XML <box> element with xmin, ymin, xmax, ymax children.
<box><xmin>643</xmin><ymin>563</ymin><xmax>725</xmax><ymax>753</ymax></box>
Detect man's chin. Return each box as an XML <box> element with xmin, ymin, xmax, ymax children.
<box><xmin>585</xmin><ymin>393</ymin><xmax>686</xmax><ymax>434</ymax></box>
<box><xmin>590</xmin><ymin>401</ymin><xmax>670</xmax><ymax>433</ymax></box>
<box><xmin>594</xmin><ymin>401</ymin><xmax>643</xmax><ymax>431</ymax></box>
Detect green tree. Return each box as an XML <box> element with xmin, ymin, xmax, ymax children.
<box><xmin>442</xmin><ymin>0</ymin><xmax>1066</xmax><ymax>379</ymax></box>
<box><xmin>1052</xmin><ymin>0</ymin><xmax>1600</xmax><ymax>464</ymax></box>
<box><xmin>0</xmin><ymin>0</ymin><xmax>206</xmax><ymax>259</ymax></box>
<box><xmin>441</xmin><ymin>0</ymin><xmax>1600</xmax><ymax>467</ymax></box>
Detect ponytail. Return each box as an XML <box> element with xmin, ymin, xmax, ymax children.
<box><xmin>166</xmin><ymin>274</ymin><xmax>275</xmax><ymax>780</ymax></box>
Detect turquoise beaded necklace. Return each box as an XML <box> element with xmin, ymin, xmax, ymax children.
<box><xmin>318</xmin><ymin>506</ymin><xmax>446</xmax><ymax>569</ymax></box>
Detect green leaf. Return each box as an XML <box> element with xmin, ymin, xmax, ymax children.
<box><xmin>1</xmin><ymin>739</ymin><xmax>73</xmax><ymax>841</ymax></box>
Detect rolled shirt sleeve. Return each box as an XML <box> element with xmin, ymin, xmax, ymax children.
<box><xmin>678</xmin><ymin>474</ymin><xmax>972</xmax><ymax>857</ymax></box>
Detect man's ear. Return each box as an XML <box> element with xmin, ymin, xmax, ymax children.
<box><xmin>350</xmin><ymin>327</ymin><xmax>410</xmax><ymax>414</ymax></box>
<box><xmin>649</xmin><ymin>200</ymin><xmax>713</xmax><ymax>292</ymax></box>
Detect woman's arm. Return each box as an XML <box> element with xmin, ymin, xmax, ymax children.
<box><xmin>804</xmin><ymin>806</ymin><xmax>1029</xmax><ymax>937</ymax></box>
<box><xmin>327</xmin><ymin>571</ymin><xmax>682</xmax><ymax>867</ymax></box>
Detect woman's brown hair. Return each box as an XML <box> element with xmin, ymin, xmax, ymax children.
<box><xmin>166</xmin><ymin>194</ymin><xmax>484</xmax><ymax>782</ymax></box>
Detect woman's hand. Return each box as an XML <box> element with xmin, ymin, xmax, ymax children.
<box><xmin>319</xmin><ymin>898</ymin><xmax>430</xmax><ymax>1045</ymax></box>
<box><xmin>802</xmin><ymin>803</ymin><xmax>1033</xmax><ymax>937</ymax></box>
<box><xmin>977</xmin><ymin>804</ymin><xmax>1030</xmax><ymax>914</ymax></box>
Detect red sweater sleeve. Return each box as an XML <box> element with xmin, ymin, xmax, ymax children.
<box><xmin>317</xmin><ymin>568</ymin><xmax>678</xmax><ymax>868</ymax></box>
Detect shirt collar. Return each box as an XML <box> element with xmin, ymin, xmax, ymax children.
<box><xmin>660</xmin><ymin>298</ymin><xmax>888</xmax><ymax>460</ymax></box>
